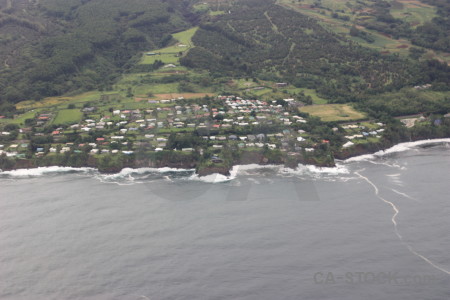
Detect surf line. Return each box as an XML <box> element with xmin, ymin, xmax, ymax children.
<box><xmin>355</xmin><ymin>171</ymin><xmax>450</xmax><ymax>276</ymax></box>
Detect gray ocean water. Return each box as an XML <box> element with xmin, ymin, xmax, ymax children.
<box><xmin>1</xmin><ymin>141</ymin><xmax>450</xmax><ymax>300</ymax></box>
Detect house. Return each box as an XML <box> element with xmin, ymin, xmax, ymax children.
<box><xmin>343</xmin><ymin>141</ymin><xmax>354</xmax><ymax>148</ymax></box>
<box><xmin>82</xmin><ymin>107</ymin><xmax>96</xmax><ymax>113</ymax></box>
<box><xmin>211</xmin><ymin>156</ymin><xmax>223</xmax><ymax>163</ymax></box>
<box><xmin>256</xmin><ymin>134</ymin><xmax>265</xmax><ymax>141</ymax></box>
<box><xmin>163</xmin><ymin>64</ymin><xmax>177</xmax><ymax>68</ymax></box>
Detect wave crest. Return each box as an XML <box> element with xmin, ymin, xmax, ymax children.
<box><xmin>0</xmin><ymin>166</ymin><xmax>95</xmax><ymax>177</ymax></box>
<box><xmin>344</xmin><ymin>138</ymin><xmax>450</xmax><ymax>163</ymax></box>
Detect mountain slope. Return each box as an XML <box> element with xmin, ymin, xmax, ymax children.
<box><xmin>181</xmin><ymin>0</ymin><xmax>449</xmax><ymax>101</ymax></box>
<box><xmin>0</xmin><ymin>0</ymin><xmax>190</xmax><ymax>103</ymax></box>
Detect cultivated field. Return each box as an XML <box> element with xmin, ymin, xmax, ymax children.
<box><xmin>299</xmin><ymin>104</ymin><xmax>367</xmax><ymax>122</ymax></box>
<box><xmin>16</xmin><ymin>91</ymin><xmax>107</xmax><ymax>110</ymax></box>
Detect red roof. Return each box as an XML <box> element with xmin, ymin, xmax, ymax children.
<box><xmin>96</xmin><ymin>138</ymin><xmax>105</xmax><ymax>141</ymax></box>
<box><xmin>52</xmin><ymin>131</ymin><xmax>60</xmax><ymax>135</ymax></box>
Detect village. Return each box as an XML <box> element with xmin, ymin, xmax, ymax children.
<box><xmin>0</xmin><ymin>92</ymin><xmax>394</xmax><ymax>173</ymax></box>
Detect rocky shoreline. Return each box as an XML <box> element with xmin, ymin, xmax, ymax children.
<box><xmin>3</xmin><ymin>135</ymin><xmax>449</xmax><ymax>177</ymax></box>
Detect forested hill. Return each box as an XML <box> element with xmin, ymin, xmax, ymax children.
<box><xmin>0</xmin><ymin>0</ymin><xmax>192</xmax><ymax>104</ymax></box>
<box><xmin>0</xmin><ymin>0</ymin><xmax>448</xmax><ymax>109</ymax></box>
<box><xmin>181</xmin><ymin>0</ymin><xmax>449</xmax><ymax>102</ymax></box>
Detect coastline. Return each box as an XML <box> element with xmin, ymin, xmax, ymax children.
<box><xmin>2</xmin><ymin>137</ymin><xmax>450</xmax><ymax>179</ymax></box>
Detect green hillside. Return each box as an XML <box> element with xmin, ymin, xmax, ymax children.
<box><xmin>0</xmin><ymin>0</ymin><xmax>448</xmax><ymax>116</ymax></box>
<box><xmin>0</xmin><ymin>0</ymin><xmax>190</xmax><ymax>104</ymax></box>
<box><xmin>181</xmin><ymin>0</ymin><xmax>449</xmax><ymax>102</ymax></box>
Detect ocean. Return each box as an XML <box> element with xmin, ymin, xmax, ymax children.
<box><xmin>1</xmin><ymin>139</ymin><xmax>450</xmax><ymax>300</ymax></box>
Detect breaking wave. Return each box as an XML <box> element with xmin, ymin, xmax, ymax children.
<box><xmin>0</xmin><ymin>166</ymin><xmax>95</xmax><ymax>178</ymax></box>
<box><xmin>286</xmin><ymin>163</ymin><xmax>349</xmax><ymax>175</ymax></box>
<box><xmin>344</xmin><ymin>138</ymin><xmax>450</xmax><ymax>163</ymax></box>
<box><xmin>188</xmin><ymin>163</ymin><xmax>352</xmax><ymax>184</ymax></box>
<box><xmin>0</xmin><ymin>163</ymin><xmax>353</xmax><ymax>183</ymax></box>
<box><xmin>188</xmin><ymin>173</ymin><xmax>234</xmax><ymax>183</ymax></box>
<box><xmin>4</xmin><ymin>138</ymin><xmax>447</xmax><ymax>182</ymax></box>
<box><xmin>96</xmin><ymin>167</ymin><xmax>195</xmax><ymax>185</ymax></box>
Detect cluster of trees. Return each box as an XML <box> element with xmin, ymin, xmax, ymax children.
<box><xmin>359</xmin><ymin>88</ymin><xmax>450</xmax><ymax>117</ymax></box>
<box><xmin>410</xmin><ymin>0</ymin><xmax>450</xmax><ymax>52</ymax></box>
<box><xmin>182</xmin><ymin>0</ymin><xmax>447</xmax><ymax>103</ymax></box>
<box><xmin>349</xmin><ymin>26</ymin><xmax>375</xmax><ymax>43</ymax></box>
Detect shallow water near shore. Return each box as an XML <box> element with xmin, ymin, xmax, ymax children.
<box><xmin>1</xmin><ymin>140</ymin><xmax>450</xmax><ymax>300</ymax></box>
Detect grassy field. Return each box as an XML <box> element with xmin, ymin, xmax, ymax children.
<box><xmin>209</xmin><ymin>10</ymin><xmax>226</xmax><ymax>16</ymax></box>
<box><xmin>0</xmin><ymin>110</ymin><xmax>38</xmax><ymax>125</ymax></box>
<box><xmin>150</xmin><ymin>93</ymin><xmax>215</xmax><ymax>100</ymax></box>
<box><xmin>53</xmin><ymin>109</ymin><xmax>83</xmax><ymax>125</ymax></box>
<box><xmin>391</xmin><ymin>0</ymin><xmax>436</xmax><ymax>27</ymax></box>
<box><xmin>132</xmin><ymin>83</ymin><xmax>180</xmax><ymax>95</ymax></box>
<box><xmin>299</xmin><ymin>104</ymin><xmax>367</xmax><ymax>122</ymax></box>
<box><xmin>140</xmin><ymin>27</ymin><xmax>198</xmax><ymax>65</ymax></box>
<box><xmin>16</xmin><ymin>91</ymin><xmax>108</xmax><ymax>110</ymax></box>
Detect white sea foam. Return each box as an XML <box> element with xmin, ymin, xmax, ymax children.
<box><xmin>0</xmin><ymin>166</ymin><xmax>94</xmax><ymax>177</ymax></box>
<box><xmin>189</xmin><ymin>173</ymin><xmax>234</xmax><ymax>183</ymax></box>
<box><xmin>187</xmin><ymin>164</ymin><xmax>279</xmax><ymax>183</ymax></box>
<box><xmin>229</xmin><ymin>164</ymin><xmax>281</xmax><ymax>177</ymax></box>
<box><xmin>344</xmin><ymin>138</ymin><xmax>450</xmax><ymax>163</ymax></box>
<box><xmin>281</xmin><ymin>163</ymin><xmax>350</xmax><ymax>179</ymax></box>
<box><xmin>95</xmin><ymin>167</ymin><xmax>195</xmax><ymax>185</ymax></box>
<box><xmin>99</xmin><ymin>167</ymin><xmax>194</xmax><ymax>180</ymax></box>
<box><xmin>356</xmin><ymin>171</ymin><xmax>450</xmax><ymax>276</ymax></box>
